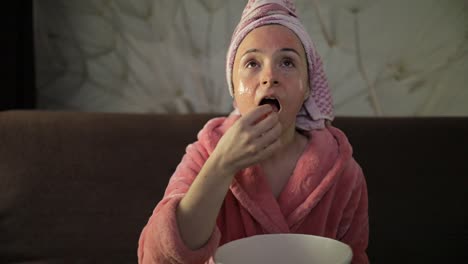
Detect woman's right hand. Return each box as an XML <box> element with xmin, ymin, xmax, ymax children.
<box><xmin>212</xmin><ymin>104</ymin><xmax>283</xmax><ymax>176</ymax></box>
<box><xmin>176</xmin><ymin>105</ymin><xmax>282</xmax><ymax>250</ymax></box>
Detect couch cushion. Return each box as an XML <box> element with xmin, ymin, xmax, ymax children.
<box><xmin>0</xmin><ymin>111</ymin><xmax>467</xmax><ymax>263</ymax></box>
<box><xmin>0</xmin><ymin>111</ymin><xmax>218</xmax><ymax>263</ymax></box>
<box><xmin>334</xmin><ymin>117</ymin><xmax>468</xmax><ymax>263</ymax></box>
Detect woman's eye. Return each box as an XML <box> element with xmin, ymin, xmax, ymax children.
<box><xmin>281</xmin><ymin>59</ymin><xmax>295</xmax><ymax>68</ymax></box>
<box><xmin>246</xmin><ymin>61</ymin><xmax>259</xmax><ymax>68</ymax></box>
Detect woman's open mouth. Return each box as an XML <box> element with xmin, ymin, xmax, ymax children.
<box><xmin>259</xmin><ymin>97</ymin><xmax>281</xmax><ymax>112</ymax></box>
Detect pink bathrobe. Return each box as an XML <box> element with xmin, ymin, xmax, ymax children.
<box><xmin>138</xmin><ymin>115</ymin><xmax>369</xmax><ymax>264</ymax></box>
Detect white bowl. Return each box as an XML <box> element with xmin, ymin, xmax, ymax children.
<box><xmin>214</xmin><ymin>234</ymin><xmax>353</xmax><ymax>264</ymax></box>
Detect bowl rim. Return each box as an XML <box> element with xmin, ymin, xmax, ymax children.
<box><xmin>214</xmin><ymin>233</ymin><xmax>353</xmax><ymax>262</ymax></box>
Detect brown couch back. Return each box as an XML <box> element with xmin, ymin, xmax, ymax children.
<box><xmin>0</xmin><ymin>111</ymin><xmax>467</xmax><ymax>263</ymax></box>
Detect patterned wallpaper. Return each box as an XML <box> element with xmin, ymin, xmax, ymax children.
<box><xmin>34</xmin><ymin>0</ymin><xmax>468</xmax><ymax>116</ymax></box>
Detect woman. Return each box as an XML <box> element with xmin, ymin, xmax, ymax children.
<box><xmin>138</xmin><ymin>1</ymin><xmax>369</xmax><ymax>263</ymax></box>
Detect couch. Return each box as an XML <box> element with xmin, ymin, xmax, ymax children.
<box><xmin>1</xmin><ymin>110</ymin><xmax>467</xmax><ymax>263</ymax></box>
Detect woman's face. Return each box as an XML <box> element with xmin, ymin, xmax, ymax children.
<box><xmin>232</xmin><ymin>24</ymin><xmax>309</xmax><ymax>131</ymax></box>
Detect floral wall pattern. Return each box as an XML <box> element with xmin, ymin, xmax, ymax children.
<box><xmin>35</xmin><ymin>0</ymin><xmax>468</xmax><ymax>116</ymax></box>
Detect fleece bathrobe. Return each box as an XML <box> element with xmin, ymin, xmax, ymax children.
<box><xmin>138</xmin><ymin>115</ymin><xmax>369</xmax><ymax>264</ymax></box>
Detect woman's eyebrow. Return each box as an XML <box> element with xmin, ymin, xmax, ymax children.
<box><xmin>280</xmin><ymin>48</ymin><xmax>300</xmax><ymax>56</ymax></box>
<box><xmin>241</xmin><ymin>48</ymin><xmax>261</xmax><ymax>57</ymax></box>
<box><xmin>240</xmin><ymin>48</ymin><xmax>300</xmax><ymax>58</ymax></box>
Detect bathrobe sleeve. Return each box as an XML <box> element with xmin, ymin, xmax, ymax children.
<box><xmin>338</xmin><ymin>158</ymin><xmax>370</xmax><ymax>264</ymax></box>
<box><xmin>138</xmin><ymin>142</ymin><xmax>221</xmax><ymax>264</ymax></box>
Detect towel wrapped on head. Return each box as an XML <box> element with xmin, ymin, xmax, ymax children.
<box><xmin>226</xmin><ymin>0</ymin><xmax>334</xmax><ymax>131</ymax></box>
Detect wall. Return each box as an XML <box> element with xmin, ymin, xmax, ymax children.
<box><xmin>35</xmin><ymin>0</ymin><xmax>468</xmax><ymax>116</ymax></box>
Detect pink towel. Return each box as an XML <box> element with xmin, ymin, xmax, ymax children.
<box><xmin>138</xmin><ymin>115</ymin><xmax>369</xmax><ymax>264</ymax></box>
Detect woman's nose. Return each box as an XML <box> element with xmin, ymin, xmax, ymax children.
<box><xmin>261</xmin><ymin>65</ymin><xmax>279</xmax><ymax>86</ymax></box>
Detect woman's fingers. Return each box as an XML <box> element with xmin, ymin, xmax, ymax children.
<box><xmin>251</xmin><ymin>111</ymin><xmax>280</xmax><ymax>138</ymax></box>
<box><xmin>242</xmin><ymin>121</ymin><xmax>282</xmax><ymax>159</ymax></box>
<box><xmin>241</xmin><ymin>106</ymin><xmax>282</xmax><ymax>156</ymax></box>
<box><xmin>216</xmin><ymin>105</ymin><xmax>283</xmax><ymax>171</ymax></box>
<box><xmin>255</xmin><ymin>121</ymin><xmax>282</xmax><ymax>148</ymax></box>
<box><xmin>242</xmin><ymin>105</ymin><xmax>273</xmax><ymax>126</ymax></box>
